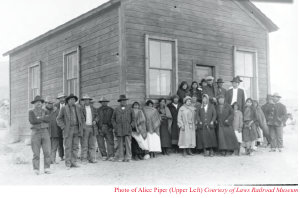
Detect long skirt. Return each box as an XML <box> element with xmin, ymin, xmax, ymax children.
<box><xmin>171</xmin><ymin>121</ymin><xmax>180</xmax><ymax>145</ymax></box>
<box><xmin>160</xmin><ymin>119</ymin><xmax>172</xmax><ymax>148</ymax></box>
<box><xmin>196</xmin><ymin>127</ymin><xmax>217</xmax><ymax>149</ymax></box>
<box><xmin>132</xmin><ymin>132</ymin><xmax>149</xmax><ymax>150</ymax></box>
<box><xmin>242</xmin><ymin>121</ymin><xmax>258</xmax><ymax>142</ymax></box>
<box><xmin>147</xmin><ymin>132</ymin><xmax>161</xmax><ymax>152</ymax></box>
<box><xmin>132</xmin><ymin>137</ymin><xmax>143</xmax><ymax>156</ymax></box>
<box><xmin>217</xmin><ymin>124</ymin><xmax>239</xmax><ymax>150</ymax></box>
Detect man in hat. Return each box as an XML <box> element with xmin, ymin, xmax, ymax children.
<box><xmin>225</xmin><ymin>77</ymin><xmax>245</xmax><ymax>111</ymax></box>
<box><xmin>202</xmin><ymin>76</ymin><xmax>218</xmax><ymax>105</ymax></box>
<box><xmin>44</xmin><ymin>96</ymin><xmax>60</xmax><ymax>164</ymax></box>
<box><xmin>216</xmin><ymin>78</ymin><xmax>227</xmax><ymax>98</ymax></box>
<box><xmin>111</xmin><ymin>95</ymin><xmax>135</xmax><ymax>162</ymax></box>
<box><xmin>97</xmin><ymin>97</ymin><xmax>115</xmax><ymax>162</ymax></box>
<box><xmin>28</xmin><ymin>95</ymin><xmax>51</xmax><ymax>175</ymax></box>
<box><xmin>228</xmin><ymin>76</ymin><xmax>247</xmax><ymax>99</ymax></box>
<box><xmin>56</xmin><ymin>94</ymin><xmax>83</xmax><ymax>170</ymax></box>
<box><xmin>265</xmin><ymin>93</ymin><xmax>287</xmax><ymax>152</ymax></box>
<box><xmin>80</xmin><ymin>94</ymin><xmax>98</xmax><ymax>164</ymax></box>
<box><xmin>261</xmin><ymin>94</ymin><xmax>273</xmax><ymax>118</ymax></box>
<box><xmin>54</xmin><ymin>92</ymin><xmax>66</xmax><ymax>161</ymax></box>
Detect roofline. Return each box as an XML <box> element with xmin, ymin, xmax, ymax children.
<box><xmin>241</xmin><ymin>0</ymin><xmax>279</xmax><ymax>33</ymax></box>
<box><xmin>3</xmin><ymin>0</ymin><xmax>121</xmax><ymax>57</ymax></box>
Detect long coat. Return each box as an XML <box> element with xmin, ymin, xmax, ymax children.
<box><xmin>225</xmin><ymin>88</ymin><xmax>245</xmax><ymax>111</ymax></box>
<box><xmin>44</xmin><ymin>106</ymin><xmax>60</xmax><ymax>137</ymax></box>
<box><xmin>216</xmin><ymin>103</ymin><xmax>239</xmax><ymax>150</ymax></box>
<box><xmin>216</xmin><ymin>87</ymin><xmax>227</xmax><ymax>99</ymax></box>
<box><xmin>97</xmin><ymin>106</ymin><xmax>114</xmax><ymax>129</ymax></box>
<box><xmin>56</xmin><ymin>104</ymin><xmax>84</xmax><ymax>138</ymax></box>
<box><xmin>196</xmin><ymin>104</ymin><xmax>217</xmax><ymax>149</ymax></box>
<box><xmin>177</xmin><ymin>105</ymin><xmax>196</xmax><ymax>148</ymax></box>
<box><xmin>167</xmin><ymin>103</ymin><xmax>182</xmax><ymax>145</ymax></box>
<box><xmin>111</xmin><ymin>105</ymin><xmax>135</xmax><ymax>137</ymax></box>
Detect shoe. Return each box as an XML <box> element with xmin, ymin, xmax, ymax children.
<box><xmin>102</xmin><ymin>157</ymin><xmax>107</xmax><ymax>161</ymax></box>
<box><xmin>60</xmin><ymin>157</ymin><xmax>64</xmax><ymax>161</ymax></box>
<box><xmin>89</xmin><ymin>160</ymin><xmax>97</xmax><ymax>163</ymax></box>
<box><xmin>278</xmin><ymin>148</ymin><xmax>282</xmax><ymax>152</ymax></box>
<box><xmin>126</xmin><ymin>159</ymin><xmax>133</xmax><ymax>163</ymax></box>
<box><xmin>138</xmin><ymin>154</ymin><xmax>144</xmax><ymax>160</ymax></box>
<box><xmin>133</xmin><ymin>156</ymin><xmax>139</xmax><ymax>161</ymax></box>
<box><xmin>66</xmin><ymin>166</ymin><xmax>71</xmax><ymax>170</ymax></box>
<box><xmin>165</xmin><ymin>149</ymin><xmax>170</xmax><ymax>156</ymax></box>
<box><xmin>150</xmin><ymin>152</ymin><xmax>153</xmax><ymax>158</ymax></box>
<box><xmin>269</xmin><ymin>149</ymin><xmax>276</xmax><ymax>152</ymax></box>
<box><xmin>162</xmin><ymin>149</ymin><xmax>166</xmax><ymax>155</ymax></box>
<box><xmin>82</xmin><ymin>160</ymin><xmax>88</xmax><ymax>165</ymax></box>
<box><xmin>118</xmin><ymin>159</ymin><xmax>124</xmax><ymax>162</ymax></box>
<box><xmin>33</xmin><ymin>170</ymin><xmax>39</xmax><ymax>175</ymax></box>
<box><xmin>249</xmin><ymin>151</ymin><xmax>254</xmax><ymax>156</ymax></box>
<box><xmin>108</xmin><ymin>157</ymin><xmax>115</xmax><ymax>162</ymax></box>
<box><xmin>71</xmin><ymin>163</ymin><xmax>80</xmax><ymax>168</ymax></box>
<box><xmin>209</xmin><ymin>150</ymin><xmax>214</xmax><ymax>157</ymax></box>
<box><xmin>143</xmin><ymin>154</ymin><xmax>150</xmax><ymax>160</ymax></box>
<box><xmin>44</xmin><ymin>169</ymin><xmax>51</xmax><ymax>174</ymax></box>
<box><xmin>153</xmin><ymin>152</ymin><xmax>156</xmax><ymax>158</ymax></box>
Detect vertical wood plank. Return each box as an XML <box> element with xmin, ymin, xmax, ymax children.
<box><xmin>145</xmin><ymin>34</ymin><xmax>149</xmax><ymax>98</ymax></box>
<box><xmin>233</xmin><ymin>46</ymin><xmax>237</xmax><ymax>77</ymax></box>
<box><xmin>9</xmin><ymin>56</ymin><xmax>11</xmax><ymax>126</ymax></box>
<box><xmin>254</xmin><ymin>50</ymin><xmax>259</xmax><ymax>100</ymax></box>
<box><xmin>119</xmin><ymin>3</ymin><xmax>126</xmax><ymax>95</ymax></box>
<box><xmin>63</xmin><ymin>52</ymin><xmax>66</xmax><ymax>96</ymax></box>
<box><xmin>266</xmin><ymin>32</ymin><xmax>271</xmax><ymax>94</ymax></box>
<box><xmin>38</xmin><ymin>61</ymin><xmax>41</xmax><ymax>97</ymax></box>
<box><xmin>77</xmin><ymin>46</ymin><xmax>81</xmax><ymax>99</ymax></box>
<box><xmin>174</xmin><ymin>38</ymin><xmax>178</xmax><ymax>93</ymax></box>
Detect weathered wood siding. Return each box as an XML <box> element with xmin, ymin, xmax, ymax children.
<box><xmin>124</xmin><ymin>0</ymin><xmax>269</xmax><ymax>104</ymax></box>
<box><xmin>9</xmin><ymin>7</ymin><xmax>119</xmax><ymax>139</ymax></box>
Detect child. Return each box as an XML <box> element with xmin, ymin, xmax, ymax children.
<box><xmin>232</xmin><ymin>102</ymin><xmax>243</xmax><ymax>155</ymax></box>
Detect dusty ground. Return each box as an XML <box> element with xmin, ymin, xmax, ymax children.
<box><xmin>0</xmin><ymin>128</ymin><xmax>298</xmax><ymax>185</ymax></box>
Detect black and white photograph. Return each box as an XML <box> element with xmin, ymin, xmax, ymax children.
<box><xmin>0</xmin><ymin>0</ymin><xmax>298</xmax><ymax>195</ymax></box>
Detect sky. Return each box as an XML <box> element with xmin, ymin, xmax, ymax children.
<box><xmin>0</xmin><ymin>0</ymin><xmax>298</xmax><ymax>100</ymax></box>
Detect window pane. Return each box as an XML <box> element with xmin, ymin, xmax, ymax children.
<box><xmin>161</xmin><ymin>42</ymin><xmax>172</xmax><ymax>69</ymax></box>
<box><xmin>67</xmin><ymin>53</ymin><xmax>77</xmax><ymax>79</ymax></box>
<box><xmin>149</xmin><ymin>69</ymin><xmax>160</xmax><ymax>95</ymax></box>
<box><xmin>68</xmin><ymin>79</ymin><xmax>78</xmax><ymax>96</ymax></box>
<box><xmin>149</xmin><ymin>40</ymin><xmax>161</xmax><ymax>68</ymax></box>
<box><xmin>73</xmin><ymin>54</ymin><xmax>78</xmax><ymax>78</ymax></box>
<box><xmin>236</xmin><ymin>52</ymin><xmax>245</xmax><ymax>76</ymax></box>
<box><xmin>244</xmin><ymin>53</ymin><xmax>253</xmax><ymax>77</ymax></box>
<box><xmin>195</xmin><ymin>66</ymin><xmax>213</xmax><ymax>82</ymax></box>
<box><xmin>160</xmin><ymin>70</ymin><xmax>171</xmax><ymax>95</ymax></box>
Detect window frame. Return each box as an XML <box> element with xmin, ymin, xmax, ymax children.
<box><xmin>233</xmin><ymin>46</ymin><xmax>259</xmax><ymax>100</ymax></box>
<box><xmin>145</xmin><ymin>35</ymin><xmax>178</xmax><ymax>99</ymax></box>
<box><xmin>28</xmin><ymin>61</ymin><xmax>41</xmax><ymax>109</ymax></box>
<box><xmin>63</xmin><ymin>46</ymin><xmax>81</xmax><ymax>100</ymax></box>
<box><xmin>192</xmin><ymin>60</ymin><xmax>218</xmax><ymax>82</ymax></box>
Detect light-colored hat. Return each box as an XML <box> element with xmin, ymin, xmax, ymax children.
<box><xmin>45</xmin><ymin>96</ymin><xmax>55</xmax><ymax>104</ymax></box>
<box><xmin>205</xmin><ymin>76</ymin><xmax>214</xmax><ymax>80</ymax></box>
<box><xmin>99</xmin><ymin>97</ymin><xmax>110</xmax><ymax>103</ymax></box>
<box><xmin>56</xmin><ymin>92</ymin><xmax>66</xmax><ymax>99</ymax></box>
<box><xmin>81</xmin><ymin>93</ymin><xmax>93</xmax><ymax>100</ymax></box>
<box><xmin>183</xmin><ymin>96</ymin><xmax>192</xmax><ymax>104</ymax></box>
<box><xmin>272</xmin><ymin>93</ymin><xmax>282</xmax><ymax>98</ymax></box>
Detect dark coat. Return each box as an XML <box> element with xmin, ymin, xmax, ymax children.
<box><xmin>167</xmin><ymin>103</ymin><xmax>182</xmax><ymax>144</ymax></box>
<box><xmin>216</xmin><ymin>87</ymin><xmax>227</xmax><ymax>99</ymax></box>
<box><xmin>265</xmin><ymin>102</ymin><xmax>287</xmax><ymax>127</ymax></box>
<box><xmin>196</xmin><ymin>104</ymin><xmax>217</xmax><ymax>149</ymax></box>
<box><xmin>56</xmin><ymin>104</ymin><xmax>84</xmax><ymax>138</ymax></box>
<box><xmin>111</xmin><ymin>105</ymin><xmax>135</xmax><ymax>137</ymax></box>
<box><xmin>177</xmin><ymin>88</ymin><xmax>190</xmax><ymax>104</ymax></box>
<box><xmin>189</xmin><ymin>88</ymin><xmax>202</xmax><ymax>103</ymax></box>
<box><xmin>44</xmin><ymin>106</ymin><xmax>60</xmax><ymax>137</ymax></box>
<box><xmin>261</xmin><ymin>102</ymin><xmax>271</xmax><ymax>119</ymax></box>
<box><xmin>97</xmin><ymin>106</ymin><xmax>114</xmax><ymax>129</ymax></box>
<box><xmin>28</xmin><ymin>108</ymin><xmax>51</xmax><ymax>129</ymax></box>
<box><xmin>54</xmin><ymin>102</ymin><xmax>64</xmax><ymax>137</ymax></box>
<box><xmin>225</xmin><ymin>88</ymin><xmax>245</xmax><ymax>111</ymax></box>
<box><xmin>202</xmin><ymin>84</ymin><xmax>218</xmax><ymax>104</ymax></box>
<box><xmin>216</xmin><ymin>103</ymin><xmax>234</xmax><ymax>127</ymax></box>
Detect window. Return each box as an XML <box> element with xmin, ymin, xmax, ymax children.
<box><xmin>233</xmin><ymin>46</ymin><xmax>259</xmax><ymax>100</ymax></box>
<box><xmin>63</xmin><ymin>47</ymin><xmax>80</xmax><ymax>98</ymax></box>
<box><xmin>28</xmin><ymin>62</ymin><xmax>41</xmax><ymax>108</ymax></box>
<box><xmin>145</xmin><ymin>35</ymin><xmax>178</xmax><ymax>98</ymax></box>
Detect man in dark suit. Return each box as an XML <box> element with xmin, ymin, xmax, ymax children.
<box><xmin>202</xmin><ymin>76</ymin><xmax>218</xmax><ymax>105</ymax></box>
<box><xmin>54</xmin><ymin>92</ymin><xmax>66</xmax><ymax>161</ymax></box>
<box><xmin>225</xmin><ymin>77</ymin><xmax>245</xmax><ymax>111</ymax></box>
<box><xmin>56</xmin><ymin>94</ymin><xmax>83</xmax><ymax>170</ymax></box>
<box><xmin>80</xmin><ymin>94</ymin><xmax>98</xmax><ymax>164</ymax></box>
<box><xmin>216</xmin><ymin>78</ymin><xmax>227</xmax><ymax>99</ymax></box>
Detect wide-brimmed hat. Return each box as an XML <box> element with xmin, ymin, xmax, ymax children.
<box><xmin>183</xmin><ymin>96</ymin><xmax>192</xmax><ymax>104</ymax></box>
<box><xmin>236</xmin><ymin>76</ymin><xmax>243</xmax><ymax>82</ymax></box>
<box><xmin>81</xmin><ymin>93</ymin><xmax>92</xmax><ymax>101</ymax></box>
<box><xmin>205</xmin><ymin>76</ymin><xmax>214</xmax><ymax>81</ymax></box>
<box><xmin>31</xmin><ymin>95</ymin><xmax>45</xmax><ymax>104</ymax></box>
<box><xmin>99</xmin><ymin>97</ymin><xmax>110</xmax><ymax>103</ymax></box>
<box><xmin>117</xmin><ymin>95</ymin><xmax>129</xmax><ymax>102</ymax></box>
<box><xmin>217</xmin><ymin>94</ymin><xmax>225</xmax><ymax>100</ymax></box>
<box><xmin>65</xmin><ymin>94</ymin><xmax>78</xmax><ymax>103</ymax></box>
<box><xmin>272</xmin><ymin>93</ymin><xmax>282</xmax><ymax>98</ymax></box>
<box><xmin>216</xmin><ymin>78</ymin><xmax>225</xmax><ymax>83</ymax></box>
<box><xmin>45</xmin><ymin>96</ymin><xmax>55</xmax><ymax>104</ymax></box>
<box><xmin>230</xmin><ymin>77</ymin><xmax>239</xmax><ymax>83</ymax></box>
<box><xmin>56</xmin><ymin>92</ymin><xmax>66</xmax><ymax>99</ymax></box>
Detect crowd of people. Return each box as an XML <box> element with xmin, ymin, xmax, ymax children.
<box><xmin>28</xmin><ymin>75</ymin><xmax>288</xmax><ymax>175</ymax></box>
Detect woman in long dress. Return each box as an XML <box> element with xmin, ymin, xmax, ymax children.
<box><xmin>232</xmin><ymin>102</ymin><xmax>243</xmax><ymax>156</ymax></box>
<box><xmin>196</xmin><ymin>94</ymin><xmax>217</xmax><ymax>157</ymax></box>
<box><xmin>142</xmin><ymin>100</ymin><xmax>161</xmax><ymax>158</ymax></box>
<box><xmin>131</xmin><ymin>102</ymin><xmax>148</xmax><ymax>161</ymax></box>
<box><xmin>242</xmin><ymin>98</ymin><xmax>259</xmax><ymax>156</ymax></box>
<box><xmin>216</xmin><ymin>94</ymin><xmax>239</xmax><ymax>156</ymax></box>
<box><xmin>157</xmin><ymin>98</ymin><xmax>172</xmax><ymax>155</ymax></box>
<box><xmin>177</xmin><ymin>96</ymin><xmax>196</xmax><ymax>156</ymax></box>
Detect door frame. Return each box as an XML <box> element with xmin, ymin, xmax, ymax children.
<box><xmin>192</xmin><ymin>60</ymin><xmax>219</xmax><ymax>82</ymax></box>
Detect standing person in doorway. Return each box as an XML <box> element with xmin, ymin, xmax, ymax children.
<box><xmin>29</xmin><ymin>95</ymin><xmax>51</xmax><ymax>175</ymax></box>
<box><xmin>54</xmin><ymin>92</ymin><xmax>66</xmax><ymax>161</ymax></box>
<box><xmin>56</xmin><ymin>94</ymin><xmax>83</xmax><ymax>170</ymax></box>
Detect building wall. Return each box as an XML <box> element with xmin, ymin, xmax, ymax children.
<box><xmin>9</xmin><ymin>6</ymin><xmax>119</xmax><ymax>139</ymax></box>
<box><xmin>124</xmin><ymin>0</ymin><xmax>269</xmax><ymax>104</ymax></box>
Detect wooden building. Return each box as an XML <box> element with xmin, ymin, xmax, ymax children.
<box><xmin>3</xmin><ymin>0</ymin><xmax>278</xmax><ymax>140</ymax></box>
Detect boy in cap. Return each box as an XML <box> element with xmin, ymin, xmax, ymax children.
<box><xmin>111</xmin><ymin>95</ymin><xmax>135</xmax><ymax>162</ymax></box>
<box><xmin>97</xmin><ymin>97</ymin><xmax>115</xmax><ymax>161</ymax></box>
<box><xmin>28</xmin><ymin>95</ymin><xmax>51</xmax><ymax>175</ymax></box>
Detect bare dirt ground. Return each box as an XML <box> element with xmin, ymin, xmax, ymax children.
<box><xmin>0</xmin><ymin>128</ymin><xmax>298</xmax><ymax>185</ymax></box>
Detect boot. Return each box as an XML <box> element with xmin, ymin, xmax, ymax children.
<box><xmin>150</xmin><ymin>152</ymin><xmax>153</xmax><ymax>158</ymax></box>
<box><xmin>209</xmin><ymin>149</ymin><xmax>214</xmax><ymax>157</ymax></box>
<box><xmin>165</xmin><ymin>148</ymin><xmax>170</xmax><ymax>155</ymax></box>
<box><xmin>188</xmin><ymin>148</ymin><xmax>194</xmax><ymax>156</ymax></box>
<box><xmin>138</xmin><ymin>154</ymin><xmax>144</xmax><ymax>160</ymax></box>
<box><xmin>162</xmin><ymin>148</ymin><xmax>166</xmax><ymax>155</ymax></box>
<box><xmin>153</xmin><ymin>152</ymin><xmax>156</xmax><ymax>158</ymax></box>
